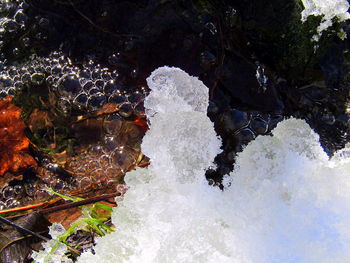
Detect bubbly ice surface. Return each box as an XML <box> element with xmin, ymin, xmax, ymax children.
<box><xmin>78</xmin><ymin>67</ymin><xmax>350</xmax><ymax>263</ymax></box>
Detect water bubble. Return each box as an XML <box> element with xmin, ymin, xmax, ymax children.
<box><xmin>31</xmin><ymin>72</ymin><xmax>45</xmax><ymax>85</ymax></box>
<box><xmin>103</xmin><ymin>136</ymin><xmax>120</xmax><ymax>152</ymax></box>
<box><xmin>21</xmin><ymin>72</ymin><xmax>31</xmax><ymax>83</ymax></box>
<box><xmin>2</xmin><ymin>186</ymin><xmax>14</xmax><ymax>199</ymax></box>
<box><xmin>119</xmin><ymin>103</ymin><xmax>133</xmax><ymax>117</ymax></box>
<box><xmin>3</xmin><ymin>19</ymin><xmax>19</xmax><ymax>33</ymax></box>
<box><xmin>5</xmin><ymin>198</ymin><xmax>19</xmax><ymax>208</ymax></box>
<box><xmin>111</xmin><ymin>150</ymin><xmax>136</xmax><ymax>171</ymax></box>
<box><xmin>108</xmin><ymin>94</ymin><xmax>127</xmax><ymax>104</ymax></box>
<box><xmin>103</xmin><ymin>80</ymin><xmax>118</xmax><ymax>95</ymax></box>
<box><xmin>89</xmin><ymin>145</ymin><xmax>104</xmax><ymax>157</ymax></box>
<box><xmin>7</xmin><ymin>87</ymin><xmax>15</xmax><ymax>95</ymax></box>
<box><xmin>79</xmin><ymin>69</ymin><xmax>91</xmax><ymax>79</ymax></box>
<box><xmin>0</xmin><ymin>90</ymin><xmax>7</xmax><ymax>98</ymax></box>
<box><xmin>103</xmin><ymin>114</ymin><xmax>122</xmax><ymax>135</ymax></box>
<box><xmin>88</xmin><ymin>93</ymin><xmax>107</xmax><ymax>108</ymax></box>
<box><xmin>127</xmin><ymin>91</ymin><xmax>144</xmax><ymax>104</ymax></box>
<box><xmin>88</xmin><ymin>87</ymin><xmax>100</xmax><ymax>95</ymax></box>
<box><xmin>25</xmin><ymin>183</ymin><xmax>35</xmax><ymax>196</ymax></box>
<box><xmin>250</xmin><ymin>117</ymin><xmax>268</xmax><ymax>135</ymax></box>
<box><xmin>51</xmin><ymin>64</ymin><xmax>62</xmax><ymax>75</ymax></box>
<box><xmin>83</xmin><ymin>80</ymin><xmax>94</xmax><ymax>91</ymax></box>
<box><xmin>58</xmin><ymin>74</ymin><xmax>82</xmax><ymax>97</ymax></box>
<box><xmin>74</xmin><ymin>93</ymin><xmax>88</xmax><ymax>105</ymax></box>
<box><xmin>14</xmin><ymin>9</ymin><xmax>28</xmax><ymax>25</ymax></box>
<box><xmin>87</xmin><ymin>160</ymin><xmax>100</xmax><ymax>171</ymax></box>
<box><xmin>92</xmin><ymin>69</ymin><xmax>101</xmax><ymax>79</ymax></box>
<box><xmin>13</xmin><ymin>185</ymin><xmax>23</xmax><ymax>195</ymax></box>
<box><xmin>133</xmin><ymin>103</ymin><xmax>145</xmax><ymax>116</ymax></box>
<box><xmin>95</xmin><ymin>79</ymin><xmax>104</xmax><ymax>89</ymax></box>
<box><xmin>220</xmin><ymin>109</ymin><xmax>249</xmax><ymax>133</ymax></box>
<box><xmin>101</xmin><ymin>71</ymin><xmax>111</xmax><ymax>81</ymax></box>
<box><xmin>99</xmin><ymin>154</ymin><xmax>111</xmax><ymax>167</ymax></box>
<box><xmin>236</xmin><ymin>128</ymin><xmax>255</xmax><ymax>144</ymax></box>
<box><xmin>79</xmin><ymin>177</ymin><xmax>92</xmax><ymax>188</ymax></box>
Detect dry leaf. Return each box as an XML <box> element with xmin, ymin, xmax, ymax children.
<box><xmin>0</xmin><ymin>97</ymin><xmax>36</xmax><ymax>176</ymax></box>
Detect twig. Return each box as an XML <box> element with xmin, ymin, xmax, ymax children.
<box><xmin>0</xmin><ymin>216</ymin><xmax>49</xmax><ymax>242</ymax></box>
<box><xmin>0</xmin><ymin>198</ymin><xmax>63</xmax><ymax>216</ymax></box>
<box><xmin>40</xmin><ymin>192</ymin><xmax>119</xmax><ymax>214</ymax></box>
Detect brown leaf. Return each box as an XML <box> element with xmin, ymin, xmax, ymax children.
<box><xmin>96</xmin><ymin>103</ymin><xmax>119</xmax><ymax>116</ymax></box>
<box><xmin>0</xmin><ymin>96</ymin><xmax>36</xmax><ymax>177</ymax></box>
<box><xmin>0</xmin><ymin>213</ymin><xmax>49</xmax><ymax>263</ymax></box>
<box><xmin>46</xmin><ymin>207</ymin><xmax>82</xmax><ymax>229</ymax></box>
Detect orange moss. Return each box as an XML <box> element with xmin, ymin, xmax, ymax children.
<box><xmin>0</xmin><ymin>96</ymin><xmax>36</xmax><ymax>176</ymax></box>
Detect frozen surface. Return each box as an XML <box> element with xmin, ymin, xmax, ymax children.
<box><xmin>301</xmin><ymin>0</ymin><xmax>350</xmax><ymax>40</ymax></box>
<box><xmin>77</xmin><ymin>67</ymin><xmax>350</xmax><ymax>263</ymax></box>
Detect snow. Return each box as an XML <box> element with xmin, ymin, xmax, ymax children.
<box><xmin>73</xmin><ymin>66</ymin><xmax>350</xmax><ymax>262</ymax></box>
<box><xmin>300</xmin><ymin>0</ymin><xmax>350</xmax><ymax>41</ymax></box>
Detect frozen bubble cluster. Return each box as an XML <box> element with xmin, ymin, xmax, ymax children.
<box><xmin>76</xmin><ymin>67</ymin><xmax>350</xmax><ymax>263</ymax></box>
<box><xmin>0</xmin><ymin>51</ymin><xmax>146</xmax><ymax>115</ymax></box>
<box><xmin>301</xmin><ymin>0</ymin><xmax>350</xmax><ymax>41</ymax></box>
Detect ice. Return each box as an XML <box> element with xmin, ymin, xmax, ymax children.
<box><xmin>77</xmin><ymin>67</ymin><xmax>350</xmax><ymax>263</ymax></box>
<box><xmin>144</xmin><ymin>66</ymin><xmax>209</xmax><ymax>117</ymax></box>
<box><xmin>300</xmin><ymin>0</ymin><xmax>350</xmax><ymax>41</ymax></box>
<box><xmin>32</xmin><ymin>224</ymin><xmax>72</xmax><ymax>263</ymax></box>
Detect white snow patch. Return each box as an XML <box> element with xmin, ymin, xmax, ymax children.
<box><xmin>77</xmin><ymin>67</ymin><xmax>350</xmax><ymax>263</ymax></box>
<box><xmin>300</xmin><ymin>0</ymin><xmax>350</xmax><ymax>41</ymax></box>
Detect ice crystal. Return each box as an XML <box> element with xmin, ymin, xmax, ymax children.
<box><xmin>77</xmin><ymin>67</ymin><xmax>350</xmax><ymax>263</ymax></box>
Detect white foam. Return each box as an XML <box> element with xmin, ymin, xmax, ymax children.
<box><xmin>77</xmin><ymin>67</ymin><xmax>350</xmax><ymax>263</ymax></box>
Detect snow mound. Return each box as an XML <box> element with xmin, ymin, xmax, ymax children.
<box><xmin>78</xmin><ymin>67</ymin><xmax>350</xmax><ymax>263</ymax></box>
<box><xmin>301</xmin><ymin>0</ymin><xmax>350</xmax><ymax>40</ymax></box>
